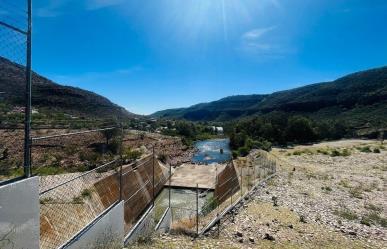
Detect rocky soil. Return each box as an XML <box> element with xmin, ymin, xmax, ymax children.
<box><xmin>132</xmin><ymin>139</ymin><xmax>387</xmax><ymax>249</ymax></box>
<box><xmin>0</xmin><ymin>128</ymin><xmax>193</xmax><ymax>181</ymax></box>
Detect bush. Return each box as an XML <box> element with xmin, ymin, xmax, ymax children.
<box><xmin>373</xmin><ymin>148</ymin><xmax>381</xmax><ymax>153</ymax></box>
<box><xmin>334</xmin><ymin>209</ymin><xmax>358</xmax><ymax>221</ymax></box>
<box><xmin>158</xmin><ymin>153</ymin><xmax>168</xmax><ymax>164</ymax></box>
<box><xmin>331</xmin><ymin>149</ymin><xmax>351</xmax><ymax>157</ymax></box>
<box><xmin>81</xmin><ymin>189</ymin><xmax>93</xmax><ymax>199</ymax></box>
<box><xmin>201</xmin><ymin>196</ymin><xmax>218</xmax><ymax>216</ymax></box>
<box><xmin>361</xmin><ymin>212</ymin><xmax>387</xmax><ymax>227</ymax></box>
<box><xmin>123</xmin><ymin>147</ymin><xmax>142</xmax><ymax>161</ymax></box>
<box><xmin>286</xmin><ymin>116</ymin><xmax>317</xmax><ymax>143</ymax></box>
<box><xmin>358</xmin><ymin>146</ymin><xmax>372</xmax><ymax>153</ymax></box>
<box><xmin>238</xmin><ymin>146</ymin><xmax>249</xmax><ymax>157</ymax></box>
<box><xmin>331</xmin><ymin>150</ymin><xmax>341</xmax><ymax>157</ymax></box>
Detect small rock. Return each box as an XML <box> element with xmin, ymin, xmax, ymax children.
<box><xmin>348</xmin><ymin>231</ymin><xmax>357</xmax><ymax>236</ymax></box>
<box><xmin>249</xmin><ymin>237</ymin><xmax>255</xmax><ymax>243</ymax></box>
<box><xmin>236</xmin><ymin>231</ymin><xmax>243</xmax><ymax>237</ymax></box>
<box><xmin>264</xmin><ymin>233</ymin><xmax>275</xmax><ymax>241</ymax></box>
<box><xmin>238</xmin><ymin>238</ymin><xmax>244</xmax><ymax>243</ymax></box>
<box><xmin>288</xmin><ymin>224</ymin><xmax>294</xmax><ymax>229</ymax></box>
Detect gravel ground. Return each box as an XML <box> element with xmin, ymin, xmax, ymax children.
<box><xmin>131</xmin><ymin>140</ymin><xmax>387</xmax><ymax>249</ymax></box>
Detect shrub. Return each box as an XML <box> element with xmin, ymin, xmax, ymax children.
<box><xmin>331</xmin><ymin>149</ymin><xmax>351</xmax><ymax>157</ymax></box>
<box><xmin>361</xmin><ymin>212</ymin><xmax>387</xmax><ymax>227</ymax></box>
<box><xmin>321</xmin><ymin>186</ymin><xmax>333</xmax><ymax>192</ymax></box>
<box><xmin>123</xmin><ymin>147</ymin><xmax>142</xmax><ymax>161</ymax></box>
<box><xmin>293</xmin><ymin>151</ymin><xmax>302</xmax><ymax>156</ymax></box>
<box><xmin>334</xmin><ymin>209</ymin><xmax>358</xmax><ymax>221</ymax></box>
<box><xmin>331</xmin><ymin>150</ymin><xmax>341</xmax><ymax>157</ymax></box>
<box><xmin>81</xmin><ymin>189</ymin><xmax>92</xmax><ymax>199</ymax></box>
<box><xmin>358</xmin><ymin>146</ymin><xmax>372</xmax><ymax>153</ymax></box>
<box><xmin>201</xmin><ymin>196</ymin><xmax>218</xmax><ymax>216</ymax></box>
<box><xmin>373</xmin><ymin>148</ymin><xmax>381</xmax><ymax>153</ymax></box>
<box><xmin>238</xmin><ymin>146</ymin><xmax>249</xmax><ymax>157</ymax></box>
<box><xmin>365</xmin><ymin>203</ymin><xmax>382</xmax><ymax>212</ymax></box>
<box><xmin>158</xmin><ymin>153</ymin><xmax>168</xmax><ymax>164</ymax></box>
<box><xmin>342</xmin><ymin>149</ymin><xmax>351</xmax><ymax>157</ymax></box>
<box><xmin>35</xmin><ymin>166</ymin><xmax>66</xmax><ymax>176</ymax></box>
<box><xmin>349</xmin><ymin>186</ymin><xmax>363</xmax><ymax>199</ymax></box>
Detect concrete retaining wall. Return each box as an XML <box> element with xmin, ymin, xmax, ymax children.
<box><xmin>62</xmin><ymin>201</ymin><xmax>124</xmax><ymax>249</ymax></box>
<box><xmin>214</xmin><ymin>163</ymin><xmax>240</xmax><ymax>203</ymax></box>
<box><xmin>0</xmin><ymin>177</ymin><xmax>40</xmax><ymax>249</ymax></box>
<box><xmin>155</xmin><ymin>207</ymin><xmax>171</xmax><ymax>234</ymax></box>
<box><xmin>124</xmin><ymin>205</ymin><xmax>155</xmax><ymax>245</ymax></box>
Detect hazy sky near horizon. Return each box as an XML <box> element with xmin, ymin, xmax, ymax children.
<box><xmin>29</xmin><ymin>0</ymin><xmax>387</xmax><ymax>114</ymax></box>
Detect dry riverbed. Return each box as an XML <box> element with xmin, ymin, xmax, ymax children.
<box><xmin>132</xmin><ymin>139</ymin><xmax>386</xmax><ymax>249</ymax></box>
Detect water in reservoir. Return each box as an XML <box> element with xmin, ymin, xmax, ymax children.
<box><xmin>192</xmin><ymin>139</ymin><xmax>232</xmax><ymax>164</ymax></box>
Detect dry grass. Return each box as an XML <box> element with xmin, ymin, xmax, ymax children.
<box><xmin>170</xmin><ymin>218</ymin><xmax>197</xmax><ymax>236</ymax></box>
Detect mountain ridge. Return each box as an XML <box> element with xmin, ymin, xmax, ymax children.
<box><xmin>152</xmin><ymin>66</ymin><xmax>387</xmax><ymax>127</ymax></box>
<box><xmin>0</xmin><ymin>57</ymin><xmax>136</xmax><ymax>120</ymax></box>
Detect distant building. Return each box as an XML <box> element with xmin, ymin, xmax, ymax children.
<box><xmin>212</xmin><ymin>126</ymin><xmax>224</xmax><ymax>134</ymax></box>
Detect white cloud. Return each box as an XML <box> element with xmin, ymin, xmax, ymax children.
<box><xmin>239</xmin><ymin>26</ymin><xmax>293</xmax><ymax>59</ymax></box>
<box><xmin>242</xmin><ymin>26</ymin><xmax>276</xmax><ymax>40</ymax></box>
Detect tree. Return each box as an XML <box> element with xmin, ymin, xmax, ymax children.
<box><xmin>101</xmin><ymin>128</ymin><xmax>119</xmax><ymax>145</ymax></box>
<box><xmin>286</xmin><ymin>116</ymin><xmax>317</xmax><ymax>143</ymax></box>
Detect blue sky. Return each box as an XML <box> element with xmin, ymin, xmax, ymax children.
<box><xmin>29</xmin><ymin>0</ymin><xmax>387</xmax><ymax>114</ymax></box>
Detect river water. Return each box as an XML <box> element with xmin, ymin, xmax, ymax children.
<box><xmin>192</xmin><ymin>138</ymin><xmax>232</xmax><ymax>164</ymax></box>
<box><xmin>155</xmin><ymin>139</ymin><xmax>231</xmax><ymax>224</ymax></box>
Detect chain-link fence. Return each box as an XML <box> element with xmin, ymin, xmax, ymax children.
<box><xmin>31</xmin><ymin>127</ymin><xmax>121</xmax><ymax>177</ymax></box>
<box><xmin>39</xmin><ymin>159</ymin><xmax>121</xmax><ymax>249</ymax></box>
<box><xmin>38</xmin><ymin>139</ymin><xmax>171</xmax><ymax>249</ymax></box>
<box><xmin>122</xmin><ymin>154</ymin><xmax>169</xmax><ymax>235</ymax></box>
<box><xmin>163</xmin><ymin>150</ymin><xmax>278</xmax><ymax>237</ymax></box>
<box><xmin>0</xmin><ymin>0</ymin><xmax>29</xmax><ymax>183</ymax></box>
<box><xmin>199</xmin><ymin>150</ymin><xmax>277</xmax><ymax>235</ymax></box>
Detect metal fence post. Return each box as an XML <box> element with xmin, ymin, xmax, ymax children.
<box><xmin>169</xmin><ymin>164</ymin><xmax>172</xmax><ymax>208</ymax></box>
<box><xmin>196</xmin><ymin>183</ymin><xmax>199</xmax><ymax>237</ymax></box>
<box><xmin>119</xmin><ymin>126</ymin><xmax>124</xmax><ymax>201</ymax></box>
<box><xmin>240</xmin><ymin>167</ymin><xmax>243</xmax><ymax>198</ymax></box>
<box><xmin>23</xmin><ymin>0</ymin><xmax>32</xmax><ymax>178</ymax></box>
<box><xmin>231</xmin><ymin>185</ymin><xmax>233</xmax><ymax>206</ymax></box>
<box><xmin>152</xmin><ymin>146</ymin><xmax>155</xmax><ymax>207</ymax></box>
<box><xmin>253</xmin><ymin>163</ymin><xmax>256</xmax><ymax>185</ymax></box>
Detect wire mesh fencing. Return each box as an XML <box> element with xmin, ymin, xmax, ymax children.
<box><xmin>39</xmin><ymin>159</ymin><xmax>122</xmax><ymax>249</ymax></box>
<box><xmin>39</xmin><ymin>144</ymin><xmax>171</xmax><ymax>249</ymax></box>
<box><xmin>0</xmin><ymin>0</ymin><xmax>27</xmax><ymax>65</ymax></box>
<box><xmin>166</xmin><ymin>149</ymin><xmax>278</xmax><ymax>237</ymax></box>
<box><xmin>121</xmin><ymin>154</ymin><xmax>169</xmax><ymax>235</ymax></box>
<box><xmin>31</xmin><ymin>127</ymin><xmax>121</xmax><ymax>179</ymax></box>
<box><xmin>0</xmin><ymin>0</ymin><xmax>28</xmax><ymax>183</ymax></box>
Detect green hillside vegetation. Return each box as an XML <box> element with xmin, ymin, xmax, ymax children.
<box><xmin>152</xmin><ymin>67</ymin><xmax>387</xmax><ymax>130</ymax></box>
<box><xmin>0</xmin><ymin>57</ymin><xmax>135</xmax><ymax>128</ymax></box>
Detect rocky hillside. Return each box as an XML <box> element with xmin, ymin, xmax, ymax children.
<box><xmin>0</xmin><ymin>57</ymin><xmax>135</xmax><ymax>120</ymax></box>
<box><xmin>153</xmin><ymin>67</ymin><xmax>387</xmax><ymax>127</ymax></box>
